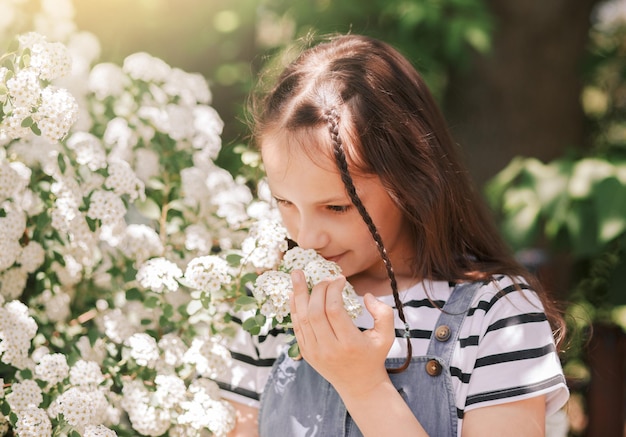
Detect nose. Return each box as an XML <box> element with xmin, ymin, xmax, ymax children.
<box><xmin>294</xmin><ymin>215</ymin><xmax>330</xmax><ymax>251</ymax></box>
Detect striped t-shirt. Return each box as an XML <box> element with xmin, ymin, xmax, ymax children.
<box><xmin>216</xmin><ymin>275</ymin><xmax>569</xmax><ymax>434</ymax></box>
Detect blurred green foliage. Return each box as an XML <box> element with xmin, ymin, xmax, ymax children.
<box><xmin>486</xmin><ymin>16</ymin><xmax>626</xmax><ymax>316</ymax></box>
<box><xmin>73</xmin><ymin>0</ymin><xmax>493</xmax><ymax>177</ymax></box>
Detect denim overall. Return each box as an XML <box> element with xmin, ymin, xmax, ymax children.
<box><xmin>259</xmin><ymin>281</ymin><xmax>482</xmax><ymax>437</ymax></box>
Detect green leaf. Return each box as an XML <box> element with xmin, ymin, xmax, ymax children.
<box><xmin>240</xmin><ymin>272</ymin><xmax>258</xmax><ymax>286</ymax></box>
<box><xmin>200</xmin><ymin>293</ymin><xmax>211</xmax><ymax>309</ymax></box>
<box><xmin>144</xmin><ymin>295</ymin><xmax>160</xmax><ymax>308</ymax></box>
<box><xmin>19</xmin><ymin>52</ymin><xmax>30</xmax><ymax>69</ymax></box>
<box><xmin>163</xmin><ymin>304</ymin><xmax>174</xmax><ymax>318</ymax></box>
<box><xmin>20</xmin><ymin>116</ymin><xmax>33</xmax><ymax>127</ymax></box>
<box><xmin>226</xmin><ymin>253</ymin><xmax>243</xmax><ymax>266</ymax></box>
<box><xmin>57</xmin><ymin>153</ymin><xmax>66</xmax><ymax>174</ymax></box>
<box><xmin>242</xmin><ymin>316</ymin><xmax>261</xmax><ymax>335</ymax></box>
<box><xmin>126</xmin><ymin>288</ymin><xmax>142</xmax><ymax>301</ymax></box>
<box><xmin>288</xmin><ymin>342</ymin><xmax>300</xmax><ymax>358</ymax></box>
<box><xmin>135</xmin><ymin>197</ymin><xmax>161</xmax><ymax>221</ymax></box>
<box><xmin>0</xmin><ymin>401</ymin><xmax>10</xmax><ymax>416</ymax></box>
<box><xmin>254</xmin><ymin>313</ymin><xmax>267</xmax><ymax>326</ymax></box>
<box><xmin>30</xmin><ymin>123</ymin><xmax>41</xmax><ymax>136</ymax></box>
<box><xmin>235</xmin><ymin>295</ymin><xmax>258</xmax><ymax>310</ymax></box>
<box><xmin>88</xmin><ymin>327</ymin><xmax>100</xmax><ymax>347</ymax></box>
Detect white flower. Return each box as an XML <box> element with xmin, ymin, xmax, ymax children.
<box><xmin>101</xmin><ymin>308</ymin><xmax>136</xmax><ymax>344</ymax></box>
<box><xmin>105</xmin><ymin>159</ymin><xmax>144</xmax><ymax>201</ymax></box>
<box><xmin>56</xmin><ymin>387</ymin><xmax>104</xmax><ymax>434</ymax></box>
<box><xmin>163</xmin><ymin>68</ymin><xmax>211</xmax><ymax>105</ymax></box>
<box><xmin>28</xmin><ymin>38</ymin><xmax>72</xmax><ymax>81</ymax></box>
<box><xmin>184</xmin><ymin>224</ymin><xmax>213</xmax><ymax>254</ymax></box>
<box><xmin>252</xmin><ymin>270</ymin><xmax>292</xmax><ymax>322</ymax></box>
<box><xmin>1</xmin><ymin>105</ymin><xmax>31</xmax><ymax>139</ymax></box>
<box><xmin>36</xmin><ymin>289</ymin><xmax>71</xmax><ymax>323</ymax></box>
<box><xmin>121</xmin><ymin>381</ymin><xmax>171</xmax><ymax>436</ymax></box>
<box><xmin>0</xmin><ymin>300</ymin><xmax>38</xmax><ymax>369</ymax></box>
<box><xmin>69</xmin><ymin>360</ymin><xmax>105</xmax><ymax>387</ymax></box>
<box><xmin>75</xmin><ymin>336</ymin><xmax>107</xmax><ymax>365</ymax></box>
<box><xmin>34</xmin><ymin>353</ymin><xmax>69</xmax><ymax>385</ymax></box>
<box><xmin>14</xmin><ymin>406</ymin><xmax>52</xmax><ymax>437</ymax></box>
<box><xmin>158</xmin><ymin>333</ymin><xmax>187</xmax><ymax>368</ymax></box>
<box><xmin>0</xmin><ymin>207</ymin><xmax>26</xmax><ymax>241</ymax></box>
<box><xmin>252</xmin><ymin>247</ymin><xmax>363</xmax><ymax>325</ymax></box>
<box><xmin>0</xmin><ymin>267</ymin><xmax>28</xmax><ymax>300</ymax></box>
<box><xmin>126</xmin><ymin>333</ymin><xmax>159</xmax><ymax>368</ymax></box>
<box><xmin>66</xmin><ymin>132</ymin><xmax>107</xmax><ymax>171</ymax></box>
<box><xmin>34</xmin><ymin>86</ymin><xmax>78</xmax><ymax>142</ymax></box>
<box><xmin>133</xmin><ymin>147</ymin><xmax>160</xmax><ymax>182</ymax></box>
<box><xmin>301</xmin><ymin>257</ymin><xmax>362</xmax><ymax>319</ymax></box>
<box><xmin>6</xmin><ymin>380</ymin><xmax>43</xmax><ymax>413</ymax></box>
<box><xmin>88</xmin><ymin>63</ymin><xmax>129</xmax><ymax>99</ymax></box>
<box><xmin>6</xmin><ymin>68</ymin><xmax>41</xmax><ymax>108</ymax></box>
<box><xmin>87</xmin><ymin>189</ymin><xmax>126</xmax><ymax>224</ymax></box>
<box><xmin>18</xmin><ymin>241</ymin><xmax>45</xmax><ymax>273</ymax></box>
<box><xmin>178</xmin><ymin>378</ymin><xmax>235</xmax><ymax>436</ymax></box>
<box><xmin>154</xmin><ymin>374</ymin><xmax>187</xmax><ymax>409</ymax></box>
<box><xmin>183</xmin><ymin>255</ymin><xmax>232</xmax><ymax>293</ymax></box>
<box><xmin>136</xmin><ymin>257</ymin><xmax>183</xmax><ymax>293</ymax></box>
<box><xmin>123</xmin><ymin>52</ymin><xmax>171</xmax><ymax>83</ymax></box>
<box><xmin>0</xmin><ymin>159</ymin><xmax>31</xmax><ymax>202</ymax></box>
<box><xmin>281</xmin><ymin>247</ymin><xmax>318</xmax><ymax>271</ymax></box>
<box><xmin>241</xmin><ymin>219</ymin><xmax>288</xmax><ymax>269</ymax></box>
<box><xmin>84</xmin><ymin>424</ymin><xmax>117</xmax><ymax>437</ymax></box>
<box><xmin>183</xmin><ymin>337</ymin><xmax>230</xmax><ymax>379</ymax></box>
<box><xmin>120</xmin><ymin>224</ymin><xmax>164</xmax><ymax>265</ymax></box>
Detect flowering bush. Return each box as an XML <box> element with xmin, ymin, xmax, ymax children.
<box><xmin>0</xmin><ymin>1</ymin><xmax>288</xmax><ymax>435</ymax></box>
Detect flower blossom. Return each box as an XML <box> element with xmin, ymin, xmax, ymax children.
<box><xmin>34</xmin><ymin>353</ymin><xmax>70</xmax><ymax>386</ymax></box>
<box><xmin>252</xmin><ymin>247</ymin><xmax>363</xmax><ymax>325</ymax></box>
<box><xmin>14</xmin><ymin>406</ymin><xmax>52</xmax><ymax>437</ymax></box>
<box><xmin>6</xmin><ymin>380</ymin><xmax>43</xmax><ymax>414</ymax></box>
<box><xmin>136</xmin><ymin>257</ymin><xmax>183</xmax><ymax>293</ymax></box>
<box><xmin>183</xmin><ymin>255</ymin><xmax>232</xmax><ymax>293</ymax></box>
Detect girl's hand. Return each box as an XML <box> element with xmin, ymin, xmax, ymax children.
<box><xmin>289</xmin><ymin>270</ymin><xmax>395</xmax><ymax>397</ymax></box>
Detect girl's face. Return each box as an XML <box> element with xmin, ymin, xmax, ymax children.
<box><xmin>261</xmin><ymin>131</ymin><xmax>414</xmax><ymax>291</ymax></box>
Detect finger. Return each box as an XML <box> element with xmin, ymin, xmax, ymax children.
<box><xmin>324</xmin><ymin>277</ymin><xmax>359</xmax><ymax>339</ymax></box>
<box><xmin>307</xmin><ymin>278</ymin><xmax>340</xmax><ymax>342</ymax></box>
<box><xmin>363</xmin><ymin>293</ymin><xmax>395</xmax><ymax>349</ymax></box>
<box><xmin>290</xmin><ymin>270</ymin><xmax>315</xmax><ymax>347</ymax></box>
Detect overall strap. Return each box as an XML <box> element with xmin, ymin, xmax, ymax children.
<box><xmin>425</xmin><ymin>281</ymin><xmax>484</xmax><ymax>364</ymax></box>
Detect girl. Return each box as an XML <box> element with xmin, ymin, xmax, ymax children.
<box><xmin>224</xmin><ymin>34</ymin><xmax>569</xmax><ymax>436</ymax></box>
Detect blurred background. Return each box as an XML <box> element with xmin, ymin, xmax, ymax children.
<box><xmin>4</xmin><ymin>0</ymin><xmax>626</xmax><ymax>435</ymax></box>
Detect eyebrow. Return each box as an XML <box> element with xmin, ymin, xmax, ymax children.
<box><xmin>272</xmin><ymin>193</ymin><xmax>350</xmax><ymax>205</ymax></box>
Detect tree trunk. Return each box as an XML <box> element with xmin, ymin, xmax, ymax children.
<box><xmin>444</xmin><ymin>0</ymin><xmax>601</xmax><ymax>188</ymax></box>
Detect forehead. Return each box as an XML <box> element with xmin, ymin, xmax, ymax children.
<box><xmin>260</xmin><ymin>126</ymin><xmax>337</xmax><ymax>174</ymax></box>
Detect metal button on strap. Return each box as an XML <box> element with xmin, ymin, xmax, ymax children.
<box><xmin>434</xmin><ymin>325</ymin><xmax>451</xmax><ymax>342</ymax></box>
<box><xmin>425</xmin><ymin>359</ymin><xmax>442</xmax><ymax>376</ymax></box>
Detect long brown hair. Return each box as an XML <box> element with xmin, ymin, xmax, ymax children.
<box><xmin>250</xmin><ymin>34</ymin><xmax>565</xmax><ymax>352</ymax></box>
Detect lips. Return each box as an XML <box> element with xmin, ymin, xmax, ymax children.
<box><xmin>323</xmin><ymin>253</ymin><xmax>344</xmax><ymax>264</ymax></box>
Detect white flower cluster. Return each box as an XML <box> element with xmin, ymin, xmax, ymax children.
<box><xmin>0</xmin><ymin>300</ymin><xmax>38</xmax><ymax>369</ymax></box>
<box><xmin>0</xmin><ymin>2</ymin><xmax>270</xmax><ymax>436</ymax></box>
<box><xmin>252</xmin><ymin>247</ymin><xmax>363</xmax><ymax>325</ymax></box>
<box><xmin>0</xmin><ymin>32</ymin><xmax>78</xmax><ymax>143</ymax></box>
<box><xmin>241</xmin><ymin>219</ymin><xmax>289</xmax><ymax>269</ymax></box>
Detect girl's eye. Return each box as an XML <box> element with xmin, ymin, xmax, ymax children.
<box><xmin>274</xmin><ymin>197</ymin><xmax>292</xmax><ymax>207</ymax></box>
<box><xmin>326</xmin><ymin>205</ymin><xmax>350</xmax><ymax>214</ymax></box>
